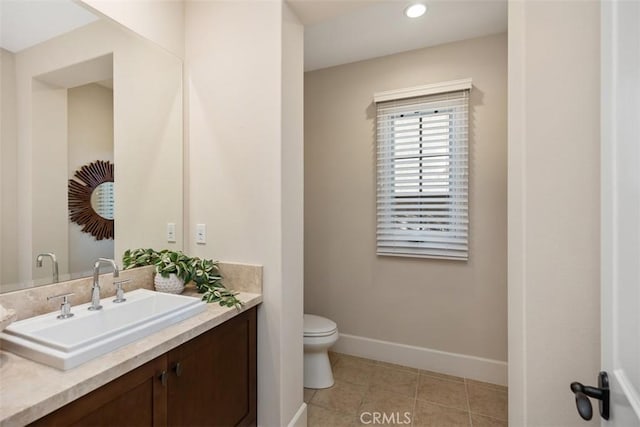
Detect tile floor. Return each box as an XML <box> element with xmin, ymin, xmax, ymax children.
<box><xmin>305</xmin><ymin>352</ymin><xmax>507</xmax><ymax>427</ymax></box>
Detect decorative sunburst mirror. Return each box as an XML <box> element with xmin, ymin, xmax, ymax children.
<box><xmin>68</xmin><ymin>160</ymin><xmax>114</xmax><ymax>240</ymax></box>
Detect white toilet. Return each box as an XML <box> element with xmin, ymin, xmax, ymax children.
<box><xmin>303</xmin><ymin>314</ymin><xmax>338</xmax><ymax>389</ymax></box>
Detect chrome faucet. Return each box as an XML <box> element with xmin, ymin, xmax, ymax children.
<box><xmin>36</xmin><ymin>253</ymin><xmax>59</xmax><ymax>283</ymax></box>
<box><xmin>90</xmin><ymin>258</ymin><xmax>119</xmax><ymax>311</ymax></box>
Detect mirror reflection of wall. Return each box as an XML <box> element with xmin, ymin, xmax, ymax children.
<box><xmin>0</xmin><ymin>0</ymin><xmax>184</xmax><ymax>293</ymax></box>
<box><xmin>28</xmin><ymin>56</ymin><xmax>115</xmax><ymax>285</ymax></box>
<box><xmin>68</xmin><ymin>82</ymin><xmax>114</xmax><ymax>278</ymax></box>
<box><xmin>1</xmin><ymin>48</ymin><xmax>19</xmax><ymax>290</ymax></box>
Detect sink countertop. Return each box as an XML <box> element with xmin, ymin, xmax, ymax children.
<box><xmin>0</xmin><ymin>291</ymin><xmax>262</xmax><ymax>427</ymax></box>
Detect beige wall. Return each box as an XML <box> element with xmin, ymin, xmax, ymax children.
<box><xmin>184</xmin><ymin>1</ymin><xmax>304</xmax><ymax>425</ymax></box>
<box><xmin>0</xmin><ymin>48</ymin><xmax>19</xmax><ymax>287</ymax></box>
<box><xmin>508</xmin><ymin>1</ymin><xmax>600</xmax><ymax>426</ymax></box>
<box><xmin>305</xmin><ymin>34</ymin><xmax>508</xmax><ymax>363</ymax></box>
<box><xmin>67</xmin><ymin>83</ymin><xmax>114</xmax><ymax>276</ymax></box>
<box><xmin>11</xmin><ymin>19</ymin><xmax>182</xmax><ymax>286</ymax></box>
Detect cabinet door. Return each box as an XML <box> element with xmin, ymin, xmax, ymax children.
<box><xmin>167</xmin><ymin>307</ymin><xmax>257</xmax><ymax>427</ymax></box>
<box><xmin>30</xmin><ymin>356</ymin><xmax>167</xmax><ymax>427</ymax></box>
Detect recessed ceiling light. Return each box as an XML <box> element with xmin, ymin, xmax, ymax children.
<box><xmin>404</xmin><ymin>3</ymin><xmax>427</xmax><ymax>18</ymax></box>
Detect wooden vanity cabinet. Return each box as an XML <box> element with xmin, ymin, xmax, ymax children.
<box><xmin>30</xmin><ymin>356</ymin><xmax>168</xmax><ymax>427</ymax></box>
<box><xmin>30</xmin><ymin>307</ymin><xmax>257</xmax><ymax>427</ymax></box>
<box><xmin>167</xmin><ymin>306</ymin><xmax>257</xmax><ymax>427</ymax></box>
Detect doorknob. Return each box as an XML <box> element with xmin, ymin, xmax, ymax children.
<box><xmin>570</xmin><ymin>371</ymin><xmax>610</xmax><ymax>421</ymax></box>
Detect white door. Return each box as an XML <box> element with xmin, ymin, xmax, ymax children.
<box><xmin>601</xmin><ymin>0</ymin><xmax>640</xmax><ymax>425</ymax></box>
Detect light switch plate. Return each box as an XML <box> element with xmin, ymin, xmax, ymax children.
<box><xmin>196</xmin><ymin>224</ymin><xmax>206</xmax><ymax>244</ymax></box>
<box><xmin>167</xmin><ymin>223</ymin><xmax>176</xmax><ymax>243</ymax></box>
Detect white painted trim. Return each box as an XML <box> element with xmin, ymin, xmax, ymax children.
<box><xmin>373</xmin><ymin>78</ymin><xmax>472</xmax><ymax>103</ymax></box>
<box><xmin>602</xmin><ymin>2</ymin><xmax>640</xmax><ymax>425</ymax></box>
<box><xmin>287</xmin><ymin>402</ymin><xmax>307</xmax><ymax>427</ymax></box>
<box><xmin>332</xmin><ymin>333</ymin><xmax>507</xmax><ymax>386</ymax></box>
<box><xmin>507</xmin><ymin>0</ymin><xmax>527</xmax><ymax>425</ymax></box>
<box><xmin>614</xmin><ymin>370</ymin><xmax>640</xmax><ymax>420</ymax></box>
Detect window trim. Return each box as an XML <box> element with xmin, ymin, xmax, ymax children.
<box><xmin>373</xmin><ymin>78</ymin><xmax>472</xmax><ymax>103</ymax></box>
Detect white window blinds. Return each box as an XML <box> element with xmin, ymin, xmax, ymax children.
<box><xmin>375</xmin><ymin>88</ymin><xmax>470</xmax><ymax>260</ymax></box>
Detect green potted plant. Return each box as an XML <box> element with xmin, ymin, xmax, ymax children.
<box><xmin>122</xmin><ymin>248</ymin><xmax>242</xmax><ymax>308</ymax></box>
<box><xmin>154</xmin><ymin>250</ymin><xmax>192</xmax><ymax>293</ymax></box>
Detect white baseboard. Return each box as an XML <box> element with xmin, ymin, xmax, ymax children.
<box><xmin>287</xmin><ymin>402</ymin><xmax>307</xmax><ymax>427</ymax></box>
<box><xmin>332</xmin><ymin>333</ymin><xmax>507</xmax><ymax>386</ymax></box>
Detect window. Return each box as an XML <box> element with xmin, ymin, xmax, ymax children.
<box><xmin>375</xmin><ymin>82</ymin><xmax>470</xmax><ymax>260</ymax></box>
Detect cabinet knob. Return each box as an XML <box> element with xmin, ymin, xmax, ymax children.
<box><xmin>158</xmin><ymin>370</ymin><xmax>167</xmax><ymax>386</ymax></box>
<box><xmin>174</xmin><ymin>362</ymin><xmax>183</xmax><ymax>377</ymax></box>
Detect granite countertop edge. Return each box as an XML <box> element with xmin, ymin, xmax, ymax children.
<box><xmin>0</xmin><ymin>292</ymin><xmax>262</xmax><ymax>427</ymax></box>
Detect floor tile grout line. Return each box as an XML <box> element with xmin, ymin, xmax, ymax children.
<box><xmin>466</xmin><ymin>378</ymin><xmax>508</xmax><ymax>392</ymax></box>
<box><xmin>376</xmin><ymin>360</ymin><xmax>420</xmax><ymax>374</ymax></box>
<box><xmin>465</xmin><ymin>378</ymin><xmax>509</xmax><ymax>422</ymax></box>
<box><xmin>411</xmin><ymin>371</ymin><xmax>420</xmax><ymax>427</ymax></box>
<box><xmin>468</xmin><ymin>411</ymin><xmax>509</xmax><ymax>423</ymax></box>
<box><xmin>307</xmin><ymin>399</ymin><xmax>361</xmax><ymax>419</ymax></box>
<box><xmin>412</xmin><ymin>398</ymin><xmax>468</xmax><ymax>411</ymax></box>
<box><xmin>412</xmin><ymin>376</ymin><xmax>470</xmax><ymax>412</ymax></box>
<box><xmin>418</xmin><ymin>370</ymin><xmax>466</xmax><ymax>385</ymax></box>
<box><xmin>464</xmin><ymin>378</ymin><xmax>473</xmax><ymax>427</ymax></box>
<box><xmin>469</xmin><ymin>413</ymin><xmax>509</xmax><ymax>424</ymax></box>
<box><xmin>419</xmin><ymin>371</ymin><xmax>466</xmax><ymax>384</ymax></box>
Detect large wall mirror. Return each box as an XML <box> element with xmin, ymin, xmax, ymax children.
<box><xmin>0</xmin><ymin>0</ymin><xmax>183</xmax><ymax>293</ymax></box>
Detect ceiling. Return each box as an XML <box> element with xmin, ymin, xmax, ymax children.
<box><xmin>290</xmin><ymin>0</ymin><xmax>507</xmax><ymax>71</ymax></box>
<box><xmin>0</xmin><ymin>0</ymin><xmax>99</xmax><ymax>53</ymax></box>
<box><xmin>288</xmin><ymin>0</ymin><xmax>389</xmax><ymax>26</ymax></box>
<box><xmin>1</xmin><ymin>0</ymin><xmax>506</xmax><ymax>73</ymax></box>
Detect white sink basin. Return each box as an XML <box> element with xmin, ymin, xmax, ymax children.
<box><xmin>0</xmin><ymin>289</ymin><xmax>206</xmax><ymax>370</ymax></box>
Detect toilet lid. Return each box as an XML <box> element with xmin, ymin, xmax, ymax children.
<box><xmin>304</xmin><ymin>314</ymin><xmax>337</xmax><ymax>337</ymax></box>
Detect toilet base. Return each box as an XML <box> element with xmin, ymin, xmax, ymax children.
<box><xmin>303</xmin><ymin>351</ymin><xmax>334</xmax><ymax>389</ymax></box>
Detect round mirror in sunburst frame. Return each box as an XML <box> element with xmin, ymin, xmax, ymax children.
<box><xmin>68</xmin><ymin>160</ymin><xmax>114</xmax><ymax>240</ymax></box>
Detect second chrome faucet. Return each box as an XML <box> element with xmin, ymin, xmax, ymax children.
<box><xmin>90</xmin><ymin>258</ymin><xmax>119</xmax><ymax>311</ymax></box>
<box><xmin>36</xmin><ymin>253</ymin><xmax>59</xmax><ymax>283</ymax></box>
